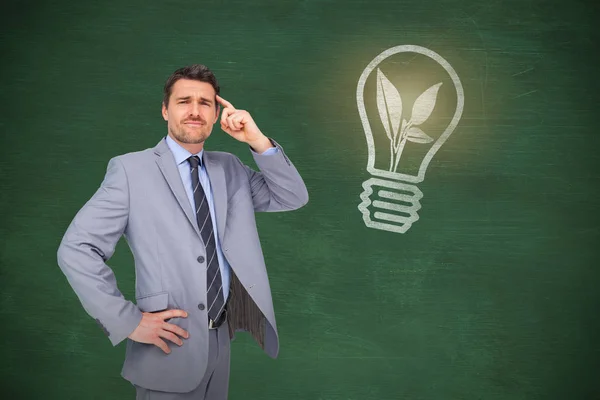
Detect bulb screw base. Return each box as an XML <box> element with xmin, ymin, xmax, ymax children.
<box><xmin>358</xmin><ymin>177</ymin><xmax>423</xmax><ymax>234</ymax></box>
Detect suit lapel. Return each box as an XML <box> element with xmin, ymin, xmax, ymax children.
<box><xmin>203</xmin><ymin>151</ymin><xmax>228</xmax><ymax>246</ymax></box>
<box><xmin>153</xmin><ymin>138</ymin><xmax>202</xmax><ymax>241</ymax></box>
<box><xmin>153</xmin><ymin>138</ymin><xmax>229</xmax><ymax>245</ymax></box>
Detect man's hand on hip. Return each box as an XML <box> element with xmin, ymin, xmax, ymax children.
<box><xmin>127</xmin><ymin>309</ymin><xmax>189</xmax><ymax>354</ymax></box>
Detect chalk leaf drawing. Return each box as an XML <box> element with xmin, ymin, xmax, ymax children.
<box><xmin>376</xmin><ymin>68</ymin><xmax>403</xmax><ymax>172</ymax></box>
<box><xmin>376</xmin><ymin>68</ymin><xmax>442</xmax><ymax>173</ymax></box>
<box><xmin>405</xmin><ymin>127</ymin><xmax>431</xmax><ymax>143</ymax></box>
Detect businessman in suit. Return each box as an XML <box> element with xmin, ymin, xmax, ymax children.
<box><xmin>57</xmin><ymin>64</ymin><xmax>309</xmax><ymax>399</ymax></box>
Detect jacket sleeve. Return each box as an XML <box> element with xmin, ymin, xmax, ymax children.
<box><xmin>236</xmin><ymin>138</ymin><xmax>309</xmax><ymax>212</ymax></box>
<box><xmin>57</xmin><ymin>156</ymin><xmax>143</xmax><ymax>346</ymax></box>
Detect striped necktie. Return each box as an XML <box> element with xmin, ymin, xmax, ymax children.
<box><xmin>187</xmin><ymin>155</ymin><xmax>225</xmax><ymax>322</ymax></box>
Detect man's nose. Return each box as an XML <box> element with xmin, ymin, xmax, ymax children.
<box><xmin>189</xmin><ymin>102</ymin><xmax>202</xmax><ymax>117</ymax></box>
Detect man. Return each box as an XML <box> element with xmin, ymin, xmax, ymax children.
<box><xmin>56</xmin><ymin>64</ymin><xmax>309</xmax><ymax>399</ymax></box>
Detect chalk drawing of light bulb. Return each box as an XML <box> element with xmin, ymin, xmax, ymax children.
<box><xmin>357</xmin><ymin>45</ymin><xmax>464</xmax><ymax>233</ymax></box>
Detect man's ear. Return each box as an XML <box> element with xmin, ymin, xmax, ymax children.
<box><xmin>214</xmin><ymin>104</ymin><xmax>220</xmax><ymax>123</ymax></box>
<box><xmin>161</xmin><ymin>103</ymin><xmax>168</xmax><ymax>121</ymax></box>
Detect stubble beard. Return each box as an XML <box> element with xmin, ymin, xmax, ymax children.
<box><xmin>170</xmin><ymin>123</ymin><xmax>211</xmax><ymax>144</ymax></box>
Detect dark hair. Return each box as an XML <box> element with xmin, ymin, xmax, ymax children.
<box><xmin>162</xmin><ymin>64</ymin><xmax>220</xmax><ymax>108</ymax></box>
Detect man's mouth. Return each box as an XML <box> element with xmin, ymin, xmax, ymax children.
<box><xmin>185</xmin><ymin>121</ymin><xmax>203</xmax><ymax>126</ymax></box>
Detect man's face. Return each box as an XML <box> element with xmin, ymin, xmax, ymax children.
<box><xmin>161</xmin><ymin>79</ymin><xmax>219</xmax><ymax>145</ymax></box>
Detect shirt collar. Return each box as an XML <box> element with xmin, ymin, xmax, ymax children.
<box><xmin>165</xmin><ymin>134</ymin><xmax>204</xmax><ymax>167</ymax></box>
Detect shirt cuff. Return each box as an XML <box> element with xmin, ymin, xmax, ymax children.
<box><xmin>249</xmin><ymin>139</ymin><xmax>279</xmax><ymax>155</ymax></box>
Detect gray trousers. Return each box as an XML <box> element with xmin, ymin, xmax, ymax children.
<box><xmin>133</xmin><ymin>319</ymin><xmax>231</xmax><ymax>399</ymax></box>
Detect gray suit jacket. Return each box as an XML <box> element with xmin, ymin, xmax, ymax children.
<box><xmin>56</xmin><ymin>136</ymin><xmax>308</xmax><ymax>392</ymax></box>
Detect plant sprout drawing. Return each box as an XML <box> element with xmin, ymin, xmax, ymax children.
<box><xmin>376</xmin><ymin>68</ymin><xmax>443</xmax><ymax>172</ymax></box>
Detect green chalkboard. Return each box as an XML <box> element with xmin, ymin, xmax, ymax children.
<box><xmin>1</xmin><ymin>0</ymin><xmax>598</xmax><ymax>398</ymax></box>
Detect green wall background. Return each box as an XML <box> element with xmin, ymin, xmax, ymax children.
<box><xmin>1</xmin><ymin>0</ymin><xmax>598</xmax><ymax>398</ymax></box>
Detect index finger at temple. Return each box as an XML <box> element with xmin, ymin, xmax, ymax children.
<box><xmin>216</xmin><ymin>95</ymin><xmax>235</xmax><ymax>109</ymax></box>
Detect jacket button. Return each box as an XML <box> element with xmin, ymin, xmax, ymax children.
<box><xmin>197</xmin><ymin>256</ymin><xmax>205</xmax><ymax>263</ymax></box>
<box><xmin>198</xmin><ymin>303</ymin><xmax>205</xmax><ymax>310</ymax></box>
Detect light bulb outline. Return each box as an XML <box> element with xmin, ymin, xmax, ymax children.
<box><xmin>357</xmin><ymin>45</ymin><xmax>465</xmax><ymax>183</ymax></box>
